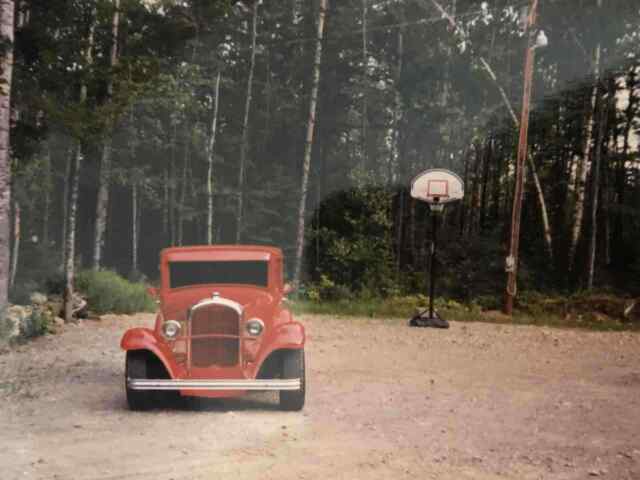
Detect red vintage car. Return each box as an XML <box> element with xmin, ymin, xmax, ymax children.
<box><xmin>120</xmin><ymin>245</ymin><xmax>305</xmax><ymax>411</ymax></box>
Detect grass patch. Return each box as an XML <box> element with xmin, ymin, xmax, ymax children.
<box><xmin>76</xmin><ymin>270</ymin><xmax>155</xmax><ymax>315</ymax></box>
<box><xmin>292</xmin><ymin>292</ymin><xmax>640</xmax><ymax>332</ymax></box>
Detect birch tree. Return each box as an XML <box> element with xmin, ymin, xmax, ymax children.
<box><xmin>0</xmin><ymin>0</ymin><xmax>14</xmax><ymax>311</ymax></box>
<box><xmin>292</xmin><ymin>0</ymin><xmax>327</xmax><ymax>289</ymax></box>
<box><xmin>568</xmin><ymin>14</ymin><xmax>602</xmax><ymax>272</ymax></box>
<box><xmin>93</xmin><ymin>0</ymin><xmax>120</xmax><ymax>270</ymax></box>
<box><xmin>361</xmin><ymin>0</ymin><xmax>368</xmax><ymax>169</ymax></box>
<box><xmin>206</xmin><ymin>71</ymin><xmax>221</xmax><ymax>244</ymax></box>
<box><xmin>64</xmin><ymin>9</ymin><xmax>96</xmax><ymax>323</ymax></box>
<box><xmin>586</xmin><ymin>81</ymin><xmax>611</xmax><ymax>289</ymax></box>
<box><xmin>236</xmin><ymin>0</ymin><xmax>259</xmax><ymax>243</ymax></box>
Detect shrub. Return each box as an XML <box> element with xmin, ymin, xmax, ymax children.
<box><xmin>76</xmin><ymin>270</ymin><xmax>155</xmax><ymax>315</ymax></box>
<box><xmin>0</xmin><ymin>306</ymin><xmax>11</xmax><ymax>343</ymax></box>
<box><xmin>21</xmin><ymin>308</ymin><xmax>51</xmax><ymax>339</ymax></box>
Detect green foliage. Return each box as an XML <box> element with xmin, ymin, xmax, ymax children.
<box><xmin>0</xmin><ymin>306</ymin><xmax>11</xmax><ymax>343</ymax></box>
<box><xmin>76</xmin><ymin>270</ymin><xmax>155</xmax><ymax>315</ymax></box>
<box><xmin>21</xmin><ymin>309</ymin><xmax>51</xmax><ymax>339</ymax></box>
<box><xmin>304</xmin><ymin>274</ymin><xmax>352</xmax><ymax>302</ymax></box>
<box><xmin>308</xmin><ymin>186</ymin><xmax>397</xmax><ymax>296</ymax></box>
<box><xmin>293</xmin><ymin>290</ymin><xmax>639</xmax><ymax>332</ymax></box>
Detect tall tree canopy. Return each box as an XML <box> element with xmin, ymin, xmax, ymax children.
<box><xmin>1</xmin><ymin>0</ymin><xmax>639</xmax><ymax>311</ymax></box>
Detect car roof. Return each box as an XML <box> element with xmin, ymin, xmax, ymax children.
<box><xmin>161</xmin><ymin>245</ymin><xmax>283</xmax><ymax>263</ymax></box>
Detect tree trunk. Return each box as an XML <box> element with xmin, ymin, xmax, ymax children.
<box><xmin>568</xmin><ymin>12</ymin><xmax>601</xmax><ymax>272</ymax></box>
<box><xmin>491</xmin><ymin>146</ymin><xmax>502</xmax><ymax>223</ymax></box>
<box><xmin>177</xmin><ymin>127</ymin><xmax>191</xmax><ymax>246</ymax></box>
<box><xmin>63</xmin><ymin>144</ymin><xmax>83</xmax><ymax>323</ymax></box>
<box><xmin>169</xmin><ymin>124</ymin><xmax>177</xmax><ymax>246</ymax></box>
<box><xmin>460</xmin><ymin>148</ymin><xmax>470</xmax><ymax>236</ymax></box>
<box><xmin>129</xmin><ymin>107</ymin><xmax>138</xmax><ymax>275</ymax></box>
<box><xmin>409</xmin><ymin>198</ymin><xmax>416</xmax><ymax>263</ymax></box>
<box><xmin>391</xmin><ymin>26</ymin><xmax>404</xmax><ymax>271</ymax></box>
<box><xmin>42</xmin><ymin>143</ymin><xmax>51</xmax><ymax>247</ymax></box>
<box><xmin>64</xmin><ymin>10</ymin><xmax>95</xmax><ymax>323</ymax></box>
<box><xmin>162</xmin><ymin>166</ymin><xmax>168</xmax><ymax>237</ymax></box>
<box><xmin>236</xmin><ymin>1</ymin><xmax>259</xmax><ymax>244</ymax></box>
<box><xmin>0</xmin><ymin>0</ymin><xmax>15</xmax><ymax>311</ymax></box>
<box><xmin>132</xmin><ymin>181</ymin><xmax>138</xmax><ymax>275</ymax></box>
<box><xmin>292</xmin><ymin>0</ymin><xmax>327</xmax><ymax>289</ymax></box>
<box><xmin>206</xmin><ymin>71</ymin><xmax>221</xmax><ymax>245</ymax></box>
<box><xmin>586</xmin><ymin>83</ymin><xmax>611</xmax><ymax>289</ymax></box>
<box><xmin>470</xmin><ymin>143</ymin><xmax>482</xmax><ymax>235</ymax></box>
<box><xmin>479</xmin><ymin>139</ymin><xmax>491</xmax><ymax>232</ymax></box>
<box><xmin>61</xmin><ymin>147</ymin><xmax>71</xmax><ymax>268</ymax></box>
<box><xmin>361</xmin><ymin>0</ymin><xmax>368</xmax><ymax>170</ymax></box>
<box><xmin>396</xmin><ymin>189</ymin><xmax>405</xmax><ymax>273</ymax></box>
<box><xmin>528</xmin><ymin>153</ymin><xmax>553</xmax><ymax>259</ymax></box>
<box><xmin>9</xmin><ymin>200</ymin><xmax>19</xmax><ymax>289</ymax></box>
<box><xmin>92</xmin><ymin>0</ymin><xmax>120</xmax><ymax>270</ymax></box>
<box><xmin>388</xmin><ymin>27</ymin><xmax>403</xmax><ymax>187</ymax></box>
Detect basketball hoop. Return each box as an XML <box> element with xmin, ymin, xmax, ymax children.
<box><xmin>410</xmin><ymin>169</ymin><xmax>464</xmax><ymax>205</ymax></box>
<box><xmin>408</xmin><ymin>169</ymin><xmax>464</xmax><ymax>329</ymax></box>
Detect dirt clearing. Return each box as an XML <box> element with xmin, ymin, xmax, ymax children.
<box><xmin>1</xmin><ymin>314</ymin><xmax>639</xmax><ymax>480</ymax></box>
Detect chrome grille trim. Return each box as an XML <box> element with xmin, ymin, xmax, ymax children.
<box><xmin>189</xmin><ymin>295</ymin><xmax>243</xmax><ymax>318</ymax></box>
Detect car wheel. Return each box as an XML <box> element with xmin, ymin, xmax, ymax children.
<box><xmin>125</xmin><ymin>351</ymin><xmax>152</xmax><ymax>411</ymax></box>
<box><xmin>279</xmin><ymin>349</ymin><xmax>305</xmax><ymax>411</ymax></box>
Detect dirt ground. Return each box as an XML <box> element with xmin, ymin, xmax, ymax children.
<box><xmin>1</xmin><ymin>314</ymin><xmax>639</xmax><ymax>480</ymax></box>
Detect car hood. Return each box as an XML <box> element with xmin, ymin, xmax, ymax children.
<box><xmin>161</xmin><ymin>285</ymin><xmax>277</xmax><ymax>322</ymax></box>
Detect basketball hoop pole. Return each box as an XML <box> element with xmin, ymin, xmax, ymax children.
<box><xmin>428</xmin><ymin>206</ymin><xmax>439</xmax><ymax>319</ymax></box>
<box><xmin>409</xmin><ymin>169</ymin><xmax>463</xmax><ymax>329</ymax></box>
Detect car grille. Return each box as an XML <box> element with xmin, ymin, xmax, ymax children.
<box><xmin>189</xmin><ymin>304</ymin><xmax>240</xmax><ymax>368</ymax></box>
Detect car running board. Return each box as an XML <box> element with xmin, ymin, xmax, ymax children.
<box><xmin>127</xmin><ymin>378</ymin><xmax>301</xmax><ymax>391</ymax></box>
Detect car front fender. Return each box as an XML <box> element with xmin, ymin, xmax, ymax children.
<box><xmin>120</xmin><ymin>328</ymin><xmax>179</xmax><ymax>378</ymax></box>
<box><xmin>252</xmin><ymin>321</ymin><xmax>305</xmax><ymax>372</ymax></box>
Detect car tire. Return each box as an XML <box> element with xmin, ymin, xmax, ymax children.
<box><xmin>125</xmin><ymin>351</ymin><xmax>152</xmax><ymax>411</ymax></box>
<box><xmin>279</xmin><ymin>349</ymin><xmax>305</xmax><ymax>411</ymax></box>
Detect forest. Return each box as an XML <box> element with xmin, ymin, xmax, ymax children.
<box><xmin>0</xmin><ymin>0</ymin><xmax>639</xmax><ymax>324</ymax></box>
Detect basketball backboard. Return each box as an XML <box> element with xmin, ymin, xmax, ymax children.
<box><xmin>410</xmin><ymin>169</ymin><xmax>464</xmax><ymax>205</ymax></box>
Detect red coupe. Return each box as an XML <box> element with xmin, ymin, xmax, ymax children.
<box><xmin>121</xmin><ymin>245</ymin><xmax>306</xmax><ymax>411</ymax></box>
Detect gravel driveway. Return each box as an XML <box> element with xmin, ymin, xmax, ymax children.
<box><xmin>1</xmin><ymin>313</ymin><xmax>639</xmax><ymax>480</ymax></box>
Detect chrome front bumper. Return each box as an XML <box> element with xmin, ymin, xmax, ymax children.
<box><xmin>127</xmin><ymin>378</ymin><xmax>301</xmax><ymax>391</ymax></box>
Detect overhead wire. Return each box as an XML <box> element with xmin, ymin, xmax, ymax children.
<box><xmin>222</xmin><ymin>3</ymin><xmax>531</xmax><ymax>53</ymax></box>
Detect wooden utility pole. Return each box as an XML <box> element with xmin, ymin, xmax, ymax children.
<box><xmin>504</xmin><ymin>0</ymin><xmax>539</xmax><ymax>316</ymax></box>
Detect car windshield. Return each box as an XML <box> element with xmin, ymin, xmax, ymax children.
<box><xmin>169</xmin><ymin>261</ymin><xmax>269</xmax><ymax>289</ymax></box>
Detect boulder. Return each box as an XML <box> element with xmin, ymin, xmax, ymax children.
<box><xmin>4</xmin><ymin>305</ymin><xmax>33</xmax><ymax>341</ymax></box>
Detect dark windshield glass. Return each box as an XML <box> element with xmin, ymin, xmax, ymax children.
<box><xmin>169</xmin><ymin>261</ymin><xmax>268</xmax><ymax>289</ymax></box>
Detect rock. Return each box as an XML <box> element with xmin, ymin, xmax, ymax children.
<box><xmin>53</xmin><ymin>317</ymin><xmax>65</xmax><ymax>327</ymax></box>
<box><xmin>4</xmin><ymin>305</ymin><xmax>33</xmax><ymax>340</ymax></box>
<box><xmin>30</xmin><ymin>292</ymin><xmax>48</xmax><ymax>306</ymax></box>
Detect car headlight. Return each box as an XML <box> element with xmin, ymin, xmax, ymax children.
<box><xmin>162</xmin><ymin>320</ymin><xmax>181</xmax><ymax>339</ymax></box>
<box><xmin>246</xmin><ymin>318</ymin><xmax>265</xmax><ymax>336</ymax></box>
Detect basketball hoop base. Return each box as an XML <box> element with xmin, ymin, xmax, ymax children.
<box><xmin>409</xmin><ymin>311</ymin><xmax>450</xmax><ymax>329</ymax></box>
